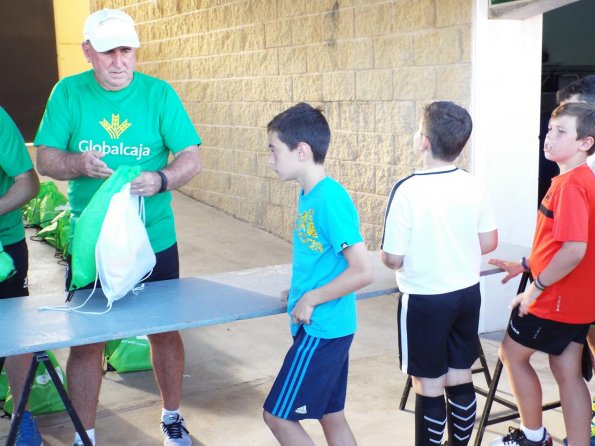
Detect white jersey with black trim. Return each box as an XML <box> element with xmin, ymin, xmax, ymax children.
<box><xmin>381</xmin><ymin>165</ymin><xmax>496</xmax><ymax>295</ymax></box>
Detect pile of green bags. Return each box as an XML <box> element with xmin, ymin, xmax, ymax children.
<box><xmin>23</xmin><ymin>182</ymin><xmax>68</xmax><ymax>229</ymax></box>
<box><xmin>22</xmin><ymin>181</ymin><xmax>70</xmax><ymax>259</ymax></box>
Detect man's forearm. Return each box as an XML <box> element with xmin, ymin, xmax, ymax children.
<box><xmin>36</xmin><ymin>146</ymin><xmax>82</xmax><ymax>180</ymax></box>
<box><xmin>160</xmin><ymin>146</ymin><xmax>202</xmax><ymax>191</ymax></box>
<box><xmin>0</xmin><ymin>169</ymin><xmax>40</xmax><ymax>216</ymax></box>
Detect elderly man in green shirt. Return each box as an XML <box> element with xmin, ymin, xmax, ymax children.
<box><xmin>35</xmin><ymin>9</ymin><xmax>201</xmax><ymax>446</ymax></box>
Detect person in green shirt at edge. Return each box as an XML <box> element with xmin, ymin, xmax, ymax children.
<box><xmin>34</xmin><ymin>9</ymin><xmax>201</xmax><ymax>446</ymax></box>
<box><xmin>0</xmin><ymin>106</ymin><xmax>41</xmax><ymax>446</ymax></box>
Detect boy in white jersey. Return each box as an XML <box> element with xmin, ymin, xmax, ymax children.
<box><xmin>381</xmin><ymin>101</ymin><xmax>498</xmax><ymax>446</ymax></box>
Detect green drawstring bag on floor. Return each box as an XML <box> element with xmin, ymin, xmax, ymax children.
<box><xmin>23</xmin><ymin>182</ymin><xmax>68</xmax><ymax>228</ymax></box>
<box><xmin>104</xmin><ymin>336</ymin><xmax>153</xmax><ymax>373</ymax></box>
<box><xmin>3</xmin><ymin>351</ymin><xmax>67</xmax><ymax>415</ymax></box>
<box><xmin>34</xmin><ymin>208</ymin><xmax>71</xmax><ymax>259</ymax></box>
<box><xmin>70</xmin><ymin>165</ymin><xmax>141</xmax><ymax>291</ymax></box>
<box><xmin>0</xmin><ymin>368</ymin><xmax>8</xmax><ymax>401</ymax></box>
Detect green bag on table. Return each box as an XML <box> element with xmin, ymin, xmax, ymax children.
<box><xmin>104</xmin><ymin>336</ymin><xmax>153</xmax><ymax>373</ymax></box>
<box><xmin>3</xmin><ymin>351</ymin><xmax>67</xmax><ymax>415</ymax></box>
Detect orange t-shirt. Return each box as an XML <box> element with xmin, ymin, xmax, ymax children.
<box><xmin>529</xmin><ymin>163</ymin><xmax>595</xmax><ymax>324</ymax></box>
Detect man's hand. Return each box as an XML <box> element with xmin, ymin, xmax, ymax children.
<box><xmin>36</xmin><ymin>146</ymin><xmax>113</xmax><ymax>180</ymax></box>
<box><xmin>280</xmin><ymin>289</ymin><xmax>289</xmax><ymax>305</ymax></box>
<box><xmin>488</xmin><ymin>258</ymin><xmax>525</xmax><ymax>284</ymax></box>
<box><xmin>76</xmin><ymin>151</ymin><xmax>113</xmax><ymax>179</ymax></box>
<box><xmin>130</xmin><ymin>171</ymin><xmax>163</xmax><ymax>196</ymax></box>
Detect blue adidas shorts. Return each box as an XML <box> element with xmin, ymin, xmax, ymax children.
<box><xmin>263</xmin><ymin>326</ymin><xmax>353</xmax><ymax>421</ymax></box>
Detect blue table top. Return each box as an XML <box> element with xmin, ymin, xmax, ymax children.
<box><xmin>0</xmin><ymin>245</ymin><xmax>526</xmax><ymax>357</ymax></box>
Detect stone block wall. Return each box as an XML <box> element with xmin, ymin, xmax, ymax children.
<box><xmin>92</xmin><ymin>0</ymin><xmax>473</xmax><ymax>247</ymax></box>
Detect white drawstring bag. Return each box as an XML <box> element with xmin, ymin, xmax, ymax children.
<box><xmin>40</xmin><ymin>183</ymin><xmax>156</xmax><ymax>315</ymax></box>
<box><xmin>96</xmin><ymin>183</ymin><xmax>156</xmax><ymax>307</ymax></box>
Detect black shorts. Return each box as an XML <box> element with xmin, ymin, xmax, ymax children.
<box><xmin>0</xmin><ymin>239</ymin><xmax>29</xmax><ymax>299</ymax></box>
<box><xmin>508</xmin><ymin>310</ymin><xmax>589</xmax><ymax>355</ymax></box>
<box><xmin>65</xmin><ymin>242</ymin><xmax>180</xmax><ymax>291</ymax></box>
<box><xmin>397</xmin><ymin>283</ymin><xmax>481</xmax><ymax>378</ymax></box>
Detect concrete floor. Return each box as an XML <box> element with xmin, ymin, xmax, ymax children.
<box><xmin>0</xmin><ymin>190</ymin><xmax>589</xmax><ymax>445</ymax></box>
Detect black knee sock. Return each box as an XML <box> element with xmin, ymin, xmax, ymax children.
<box><xmin>415</xmin><ymin>394</ymin><xmax>446</xmax><ymax>446</ymax></box>
<box><xmin>445</xmin><ymin>382</ymin><xmax>476</xmax><ymax>446</ymax></box>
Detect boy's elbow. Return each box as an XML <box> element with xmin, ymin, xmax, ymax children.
<box><xmin>481</xmin><ymin>240</ymin><xmax>498</xmax><ymax>255</ymax></box>
<box><xmin>361</xmin><ymin>264</ymin><xmax>375</xmax><ymax>287</ymax></box>
<box><xmin>479</xmin><ymin>230</ymin><xmax>498</xmax><ymax>255</ymax></box>
<box><xmin>381</xmin><ymin>251</ymin><xmax>403</xmax><ymax>270</ymax></box>
<box><xmin>567</xmin><ymin>242</ymin><xmax>587</xmax><ymax>265</ymax></box>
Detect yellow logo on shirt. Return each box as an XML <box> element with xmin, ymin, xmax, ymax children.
<box><xmin>296</xmin><ymin>209</ymin><xmax>323</xmax><ymax>252</ymax></box>
<box><xmin>99</xmin><ymin>114</ymin><xmax>132</xmax><ymax>139</ymax></box>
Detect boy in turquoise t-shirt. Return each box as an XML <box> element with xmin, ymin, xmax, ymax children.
<box><xmin>263</xmin><ymin>102</ymin><xmax>374</xmax><ymax>445</ymax></box>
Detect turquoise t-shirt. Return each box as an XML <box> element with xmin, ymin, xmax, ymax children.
<box><xmin>289</xmin><ymin>176</ymin><xmax>364</xmax><ymax>339</ymax></box>
<box><xmin>34</xmin><ymin>71</ymin><xmax>201</xmax><ymax>253</ymax></box>
<box><xmin>0</xmin><ymin>106</ymin><xmax>34</xmax><ymax>245</ymax></box>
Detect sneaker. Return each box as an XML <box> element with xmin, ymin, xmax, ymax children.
<box><xmin>72</xmin><ymin>434</ymin><xmax>94</xmax><ymax>445</ymax></box>
<box><xmin>490</xmin><ymin>427</ymin><xmax>552</xmax><ymax>446</ymax></box>
<box><xmin>16</xmin><ymin>411</ymin><xmax>43</xmax><ymax>446</ymax></box>
<box><xmin>161</xmin><ymin>413</ymin><xmax>191</xmax><ymax>446</ymax></box>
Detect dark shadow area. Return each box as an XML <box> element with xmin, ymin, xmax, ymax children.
<box><xmin>0</xmin><ymin>1</ymin><xmax>59</xmax><ymax>141</ymax></box>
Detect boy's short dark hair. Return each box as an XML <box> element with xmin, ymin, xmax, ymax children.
<box><xmin>267</xmin><ymin>102</ymin><xmax>331</xmax><ymax>164</ymax></box>
<box><xmin>556</xmin><ymin>75</ymin><xmax>595</xmax><ymax>104</ymax></box>
<box><xmin>421</xmin><ymin>101</ymin><xmax>473</xmax><ymax>162</ymax></box>
<box><xmin>551</xmin><ymin>102</ymin><xmax>595</xmax><ymax>156</ymax></box>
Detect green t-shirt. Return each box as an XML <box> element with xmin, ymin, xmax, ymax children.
<box><xmin>34</xmin><ymin>71</ymin><xmax>201</xmax><ymax>253</ymax></box>
<box><xmin>0</xmin><ymin>106</ymin><xmax>34</xmax><ymax>245</ymax></box>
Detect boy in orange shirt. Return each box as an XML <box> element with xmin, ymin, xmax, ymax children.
<box><xmin>489</xmin><ymin>102</ymin><xmax>595</xmax><ymax>446</ymax></box>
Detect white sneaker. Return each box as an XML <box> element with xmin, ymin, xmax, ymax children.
<box><xmin>490</xmin><ymin>427</ymin><xmax>552</xmax><ymax>446</ymax></box>
<box><xmin>161</xmin><ymin>414</ymin><xmax>191</xmax><ymax>446</ymax></box>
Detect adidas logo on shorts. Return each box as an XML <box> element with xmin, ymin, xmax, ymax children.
<box><xmin>295</xmin><ymin>405</ymin><xmax>307</xmax><ymax>414</ymax></box>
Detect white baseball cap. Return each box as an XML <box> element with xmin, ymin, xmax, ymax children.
<box><xmin>83</xmin><ymin>9</ymin><xmax>140</xmax><ymax>52</ymax></box>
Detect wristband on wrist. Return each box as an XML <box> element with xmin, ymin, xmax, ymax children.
<box><xmin>534</xmin><ymin>274</ymin><xmax>547</xmax><ymax>291</ymax></box>
<box><xmin>157</xmin><ymin>171</ymin><xmax>168</xmax><ymax>193</ymax></box>
<box><xmin>520</xmin><ymin>256</ymin><xmax>530</xmax><ymax>272</ymax></box>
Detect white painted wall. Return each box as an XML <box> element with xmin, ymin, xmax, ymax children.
<box><xmin>471</xmin><ymin>0</ymin><xmax>543</xmax><ymax>333</ymax></box>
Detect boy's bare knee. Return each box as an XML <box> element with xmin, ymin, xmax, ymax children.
<box><xmin>320</xmin><ymin>410</ymin><xmax>346</xmax><ymax>428</ymax></box>
<box><xmin>263</xmin><ymin>409</ymin><xmax>278</xmax><ymax>429</ymax></box>
<box><xmin>498</xmin><ymin>344</ymin><xmax>508</xmax><ymax>363</ymax></box>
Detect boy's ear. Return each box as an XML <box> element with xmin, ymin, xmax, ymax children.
<box><xmin>296</xmin><ymin>142</ymin><xmax>312</xmax><ymax>160</ymax></box>
<box><xmin>580</xmin><ymin>136</ymin><xmax>595</xmax><ymax>152</ymax></box>
<box><xmin>420</xmin><ymin>134</ymin><xmax>431</xmax><ymax>153</ymax></box>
